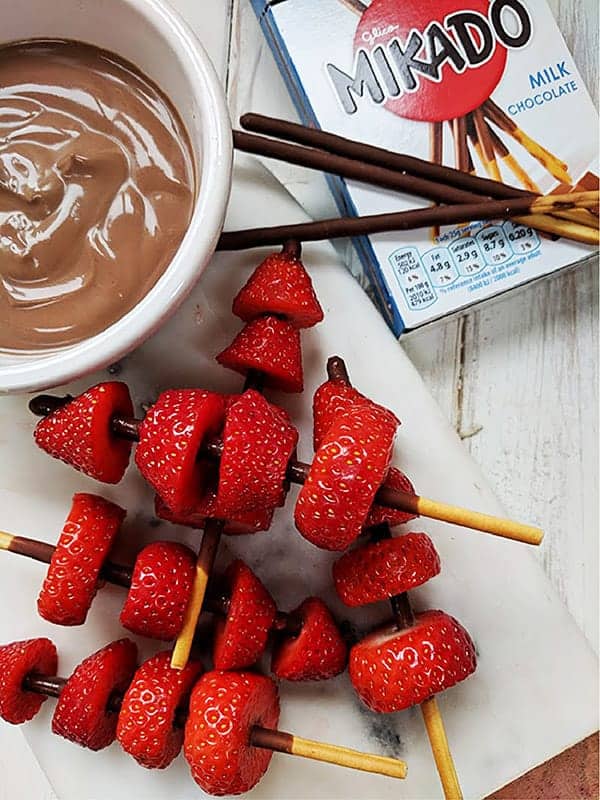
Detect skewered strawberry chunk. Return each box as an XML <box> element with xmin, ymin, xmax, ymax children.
<box><xmin>212</xmin><ymin>560</ymin><xmax>277</xmax><ymax>670</ymax></box>
<box><xmin>312</xmin><ymin>377</ymin><xmax>367</xmax><ymax>450</ymax></box>
<box><xmin>155</xmin><ymin>489</ymin><xmax>274</xmax><ymax>534</ymax></box>
<box><xmin>333</xmin><ymin>533</ymin><xmax>441</xmax><ymax>607</ymax></box>
<box><xmin>52</xmin><ymin>638</ymin><xmax>138</xmax><ymax>750</ymax></box>
<box><xmin>232</xmin><ymin>249</ymin><xmax>323</xmax><ymax>328</ymax></box>
<box><xmin>271</xmin><ymin>597</ymin><xmax>347</xmax><ymax>681</ymax></box>
<box><xmin>184</xmin><ymin>671</ymin><xmax>280</xmax><ymax>796</ymax></box>
<box><xmin>33</xmin><ymin>382</ymin><xmax>133</xmax><ymax>483</ymax></box>
<box><xmin>365</xmin><ymin>467</ymin><xmax>418</xmax><ymax>528</ymax></box>
<box><xmin>37</xmin><ymin>493</ymin><xmax>125</xmax><ymax>626</ymax></box>
<box><xmin>0</xmin><ymin>638</ymin><xmax>58</xmax><ymax>724</ymax></box>
<box><xmin>216</xmin><ymin>390</ymin><xmax>298</xmax><ymax>516</ymax></box>
<box><xmin>120</xmin><ymin>542</ymin><xmax>197</xmax><ymax>640</ymax></box>
<box><xmin>349</xmin><ymin>611</ymin><xmax>477</xmax><ymax>713</ymax></box>
<box><xmin>117</xmin><ymin>650</ymin><xmax>202</xmax><ymax>769</ymax></box>
<box><xmin>135</xmin><ymin>389</ymin><xmax>226</xmax><ymax>515</ymax></box>
<box><xmin>295</xmin><ymin>402</ymin><xmax>399</xmax><ymax>550</ymax></box>
<box><xmin>217</xmin><ymin>316</ymin><xmax>303</xmax><ymax>393</ymax></box>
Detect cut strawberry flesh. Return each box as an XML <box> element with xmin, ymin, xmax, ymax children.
<box><xmin>33</xmin><ymin>381</ymin><xmax>133</xmax><ymax>483</ymax></box>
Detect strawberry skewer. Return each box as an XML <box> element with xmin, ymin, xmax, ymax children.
<box><xmin>326</xmin><ymin>357</ymin><xmax>464</xmax><ymax>800</ymax></box>
<box><xmin>29</xmin><ymin>386</ymin><xmax>544</xmax><ymax>546</ymax></box>
<box><xmin>0</xmin><ymin>638</ymin><xmax>407</xmax><ymax>791</ymax></box>
<box><xmin>0</xmin><ymin>521</ymin><xmax>347</xmax><ymax>679</ymax></box>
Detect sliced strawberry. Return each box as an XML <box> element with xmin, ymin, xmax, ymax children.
<box><xmin>33</xmin><ymin>382</ymin><xmax>133</xmax><ymax>483</ymax></box>
<box><xmin>37</xmin><ymin>493</ymin><xmax>125</xmax><ymax>626</ymax></box>
<box><xmin>271</xmin><ymin>597</ymin><xmax>347</xmax><ymax>681</ymax></box>
<box><xmin>135</xmin><ymin>390</ymin><xmax>225</xmax><ymax>514</ymax></box>
<box><xmin>0</xmin><ymin>638</ymin><xmax>58</xmax><ymax>724</ymax></box>
<box><xmin>366</xmin><ymin>467</ymin><xmax>418</xmax><ymax>528</ymax></box>
<box><xmin>232</xmin><ymin>250</ymin><xmax>323</xmax><ymax>328</ymax></box>
<box><xmin>217</xmin><ymin>316</ymin><xmax>303</xmax><ymax>393</ymax></box>
<box><xmin>184</xmin><ymin>671</ymin><xmax>280</xmax><ymax>796</ymax></box>
<box><xmin>295</xmin><ymin>403</ymin><xmax>399</xmax><ymax>551</ymax></box>
<box><xmin>155</xmin><ymin>490</ymin><xmax>274</xmax><ymax>535</ymax></box>
<box><xmin>212</xmin><ymin>560</ymin><xmax>277</xmax><ymax>670</ymax></box>
<box><xmin>349</xmin><ymin>610</ymin><xmax>477</xmax><ymax>713</ymax></box>
<box><xmin>312</xmin><ymin>378</ymin><xmax>366</xmax><ymax>450</ymax></box>
<box><xmin>117</xmin><ymin>650</ymin><xmax>202</xmax><ymax>769</ymax></box>
<box><xmin>216</xmin><ymin>390</ymin><xmax>298</xmax><ymax>516</ymax></box>
<box><xmin>52</xmin><ymin>639</ymin><xmax>137</xmax><ymax>750</ymax></box>
<box><xmin>333</xmin><ymin>533</ymin><xmax>441</xmax><ymax>607</ymax></box>
<box><xmin>120</xmin><ymin>542</ymin><xmax>196</xmax><ymax>640</ymax></box>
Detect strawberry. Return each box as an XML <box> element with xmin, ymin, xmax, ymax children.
<box><xmin>312</xmin><ymin>378</ymin><xmax>366</xmax><ymax>450</ymax></box>
<box><xmin>216</xmin><ymin>316</ymin><xmax>303</xmax><ymax>393</ymax></box>
<box><xmin>366</xmin><ymin>467</ymin><xmax>418</xmax><ymax>528</ymax></box>
<box><xmin>216</xmin><ymin>390</ymin><xmax>298</xmax><ymax>516</ymax></box>
<box><xmin>155</xmin><ymin>488</ymin><xmax>274</xmax><ymax>535</ymax></box>
<box><xmin>135</xmin><ymin>389</ymin><xmax>226</xmax><ymax>514</ymax></box>
<box><xmin>232</xmin><ymin>250</ymin><xmax>323</xmax><ymax>328</ymax></box>
<box><xmin>33</xmin><ymin>382</ymin><xmax>133</xmax><ymax>483</ymax></box>
<box><xmin>184</xmin><ymin>671</ymin><xmax>280</xmax><ymax>796</ymax></box>
<box><xmin>52</xmin><ymin>638</ymin><xmax>137</xmax><ymax>750</ymax></box>
<box><xmin>271</xmin><ymin>597</ymin><xmax>347</xmax><ymax>681</ymax></box>
<box><xmin>349</xmin><ymin>610</ymin><xmax>477</xmax><ymax>713</ymax></box>
<box><xmin>117</xmin><ymin>650</ymin><xmax>202</xmax><ymax>769</ymax></box>
<box><xmin>212</xmin><ymin>560</ymin><xmax>277</xmax><ymax>670</ymax></box>
<box><xmin>295</xmin><ymin>403</ymin><xmax>399</xmax><ymax>551</ymax></box>
<box><xmin>333</xmin><ymin>533</ymin><xmax>441</xmax><ymax>607</ymax></box>
<box><xmin>120</xmin><ymin>542</ymin><xmax>196</xmax><ymax>641</ymax></box>
<box><xmin>37</xmin><ymin>493</ymin><xmax>125</xmax><ymax>626</ymax></box>
<box><xmin>0</xmin><ymin>638</ymin><xmax>58</xmax><ymax>724</ymax></box>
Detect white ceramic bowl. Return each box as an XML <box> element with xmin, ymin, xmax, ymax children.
<box><xmin>0</xmin><ymin>0</ymin><xmax>232</xmax><ymax>394</ymax></box>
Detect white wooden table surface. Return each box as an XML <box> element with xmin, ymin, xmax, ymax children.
<box><xmin>214</xmin><ymin>0</ymin><xmax>599</xmax><ymax>656</ymax></box>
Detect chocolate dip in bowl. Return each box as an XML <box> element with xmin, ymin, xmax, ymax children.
<box><xmin>0</xmin><ymin>0</ymin><xmax>232</xmax><ymax>393</ymax></box>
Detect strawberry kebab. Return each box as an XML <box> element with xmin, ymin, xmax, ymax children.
<box><xmin>29</xmin><ymin>246</ymin><xmax>542</xmax><ymax>558</ymax></box>
<box><xmin>0</xmin><ymin>638</ymin><xmax>408</xmax><ymax>795</ymax></box>
<box><xmin>323</xmin><ymin>357</ymin><xmax>475</xmax><ymax>799</ymax></box>
<box><xmin>0</xmin><ymin>494</ymin><xmax>346</xmax><ymax>680</ymax></box>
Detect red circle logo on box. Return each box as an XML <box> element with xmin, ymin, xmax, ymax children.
<box><xmin>354</xmin><ymin>0</ymin><xmax>508</xmax><ymax>122</ymax></box>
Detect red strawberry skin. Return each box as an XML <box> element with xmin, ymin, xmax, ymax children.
<box><xmin>271</xmin><ymin>597</ymin><xmax>347</xmax><ymax>681</ymax></box>
<box><xmin>52</xmin><ymin>638</ymin><xmax>138</xmax><ymax>750</ymax></box>
<box><xmin>217</xmin><ymin>316</ymin><xmax>303</xmax><ymax>393</ymax></box>
<box><xmin>120</xmin><ymin>542</ymin><xmax>196</xmax><ymax>640</ymax></box>
<box><xmin>349</xmin><ymin>611</ymin><xmax>477</xmax><ymax>713</ymax></box>
<box><xmin>216</xmin><ymin>390</ymin><xmax>298</xmax><ymax>516</ymax></box>
<box><xmin>295</xmin><ymin>403</ymin><xmax>399</xmax><ymax>551</ymax></box>
<box><xmin>34</xmin><ymin>382</ymin><xmax>133</xmax><ymax>483</ymax></box>
<box><xmin>312</xmin><ymin>379</ymin><xmax>366</xmax><ymax>450</ymax></box>
<box><xmin>37</xmin><ymin>493</ymin><xmax>126</xmax><ymax>626</ymax></box>
<box><xmin>0</xmin><ymin>638</ymin><xmax>58</xmax><ymax>724</ymax></box>
<box><xmin>366</xmin><ymin>467</ymin><xmax>418</xmax><ymax>528</ymax></box>
<box><xmin>184</xmin><ymin>671</ymin><xmax>280</xmax><ymax>796</ymax></box>
<box><xmin>155</xmin><ymin>490</ymin><xmax>274</xmax><ymax>534</ymax></box>
<box><xmin>135</xmin><ymin>390</ymin><xmax>225</xmax><ymax>514</ymax></box>
<box><xmin>333</xmin><ymin>533</ymin><xmax>441</xmax><ymax>607</ymax></box>
<box><xmin>117</xmin><ymin>650</ymin><xmax>202</xmax><ymax>769</ymax></box>
<box><xmin>212</xmin><ymin>560</ymin><xmax>277</xmax><ymax>670</ymax></box>
<box><xmin>232</xmin><ymin>251</ymin><xmax>323</xmax><ymax>328</ymax></box>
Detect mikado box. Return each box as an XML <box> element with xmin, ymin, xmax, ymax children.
<box><xmin>250</xmin><ymin>0</ymin><xmax>598</xmax><ymax>336</ymax></box>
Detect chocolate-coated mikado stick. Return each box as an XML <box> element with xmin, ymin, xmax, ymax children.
<box><xmin>328</xmin><ymin>357</ymin><xmax>462</xmax><ymax>800</ymax></box>
<box><xmin>0</xmin><ymin>530</ymin><xmax>300</xmax><ymax>636</ymax></box>
<box><xmin>20</xmin><ymin>672</ymin><xmax>407</xmax><ymax>780</ymax></box>
<box><xmin>29</xmin><ymin>389</ymin><xmax>544</xmax><ymax>547</ymax></box>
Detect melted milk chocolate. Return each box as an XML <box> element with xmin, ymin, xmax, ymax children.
<box><xmin>0</xmin><ymin>40</ymin><xmax>194</xmax><ymax>352</ymax></box>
